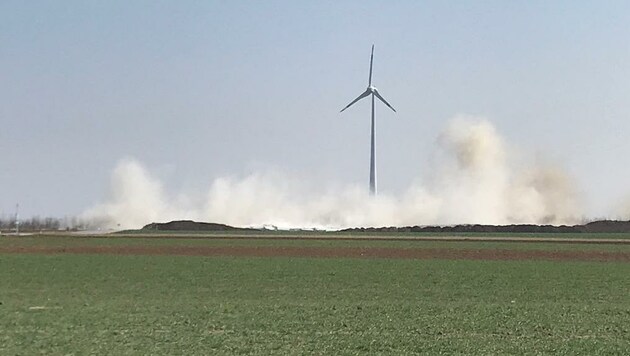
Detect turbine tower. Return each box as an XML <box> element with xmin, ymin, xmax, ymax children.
<box><xmin>340</xmin><ymin>45</ymin><xmax>396</xmax><ymax>195</ymax></box>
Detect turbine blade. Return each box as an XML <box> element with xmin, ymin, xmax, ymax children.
<box><xmin>340</xmin><ymin>89</ymin><xmax>371</xmax><ymax>113</ymax></box>
<box><xmin>373</xmin><ymin>90</ymin><xmax>396</xmax><ymax>112</ymax></box>
<box><xmin>368</xmin><ymin>44</ymin><xmax>374</xmax><ymax>86</ymax></box>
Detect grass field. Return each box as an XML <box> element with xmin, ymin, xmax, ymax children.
<box><xmin>1</xmin><ymin>234</ymin><xmax>629</xmax><ymax>355</ymax></box>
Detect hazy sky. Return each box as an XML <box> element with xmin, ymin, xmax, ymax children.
<box><xmin>2</xmin><ymin>1</ymin><xmax>630</xmax><ymax>219</ymax></box>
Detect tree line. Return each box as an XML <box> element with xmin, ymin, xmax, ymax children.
<box><xmin>0</xmin><ymin>216</ymin><xmax>93</xmax><ymax>232</ymax></box>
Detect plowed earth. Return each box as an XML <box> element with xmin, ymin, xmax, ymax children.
<box><xmin>2</xmin><ymin>245</ymin><xmax>629</xmax><ymax>262</ymax></box>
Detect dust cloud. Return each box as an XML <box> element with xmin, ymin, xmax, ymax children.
<box><xmin>83</xmin><ymin>117</ymin><xmax>582</xmax><ymax>229</ymax></box>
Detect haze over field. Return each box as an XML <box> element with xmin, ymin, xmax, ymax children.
<box><xmin>3</xmin><ymin>2</ymin><xmax>630</xmax><ymax>228</ymax></box>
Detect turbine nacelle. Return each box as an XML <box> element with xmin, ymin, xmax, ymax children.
<box><xmin>339</xmin><ymin>85</ymin><xmax>396</xmax><ymax>113</ymax></box>
<box><xmin>340</xmin><ymin>45</ymin><xmax>396</xmax><ymax>114</ymax></box>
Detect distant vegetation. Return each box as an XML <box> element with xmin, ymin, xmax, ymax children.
<box><xmin>0</xmin><ymin>216</ymin><xmax>92</xmax><ymax>232</ymax></box>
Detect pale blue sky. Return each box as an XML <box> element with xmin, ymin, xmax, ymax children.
<box><xmin>2</xmin><ymin>1</ymin><xmax>630</xmax><ymax>219</ymax></box>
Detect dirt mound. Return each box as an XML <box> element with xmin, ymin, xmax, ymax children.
<box><xmin>342</xmin><ymin>220</ymin><xmax>630</xmax><ymax>234</ymax></box>
<box><xmin>582</xmin><ymin>220</ymin><xmax>630</xmax><ymax>233</ymax></box>
<box><xmin>141</xmin><ymin>219</ymin><xmax>630</xmax><ymax>234</ymax></box>
<box><xmin>142</xmin><ymin>220</ymin><xmax>250</xmax><ymax>232</ymax></box>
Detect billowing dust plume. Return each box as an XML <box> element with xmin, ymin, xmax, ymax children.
<box><xmin>83</xmin><ymin>117</ymin><xmax>582</xmax><ymax>229</ymax></box>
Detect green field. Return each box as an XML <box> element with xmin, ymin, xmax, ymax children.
<box><xmin>4</xmin><ymin>234</ymin><xmax>630</xmax><ymax>252</ymax></box>
<box><xmin>1</xmin><ymin>235</ymin><xmax>629</xmax><ymax>355</ymax></box>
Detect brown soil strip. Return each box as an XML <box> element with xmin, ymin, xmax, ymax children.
<box><xmin>16</xmin><ymin>232</ymin><xmax>630</xmax><ymax>245</ymax></box>
<box><xmin>1</xmin><ymin>246</ymin><xmax>629</xmax><ymax>262</ymax></box>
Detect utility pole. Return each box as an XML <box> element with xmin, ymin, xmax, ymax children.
<box><xmin>15</xmin><ymin>203</ymin><xmax>20</xmax><ymax>235</ymax></box>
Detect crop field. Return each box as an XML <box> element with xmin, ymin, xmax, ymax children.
<box><xmin>1</xmin><ymin>234</ymin><xmax>630</xmax><ymax>355</ymax></box>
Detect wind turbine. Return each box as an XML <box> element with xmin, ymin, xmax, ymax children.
<box><xmin>340</xmin><ymin>45</ymin><xmax>396</xmax><ymax>195</ymax></box>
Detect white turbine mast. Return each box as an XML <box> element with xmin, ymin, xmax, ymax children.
<box><xmin>340</xmin><ymin>45</ymin><xmax>396</xmax><ymax>195</ymax></box>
